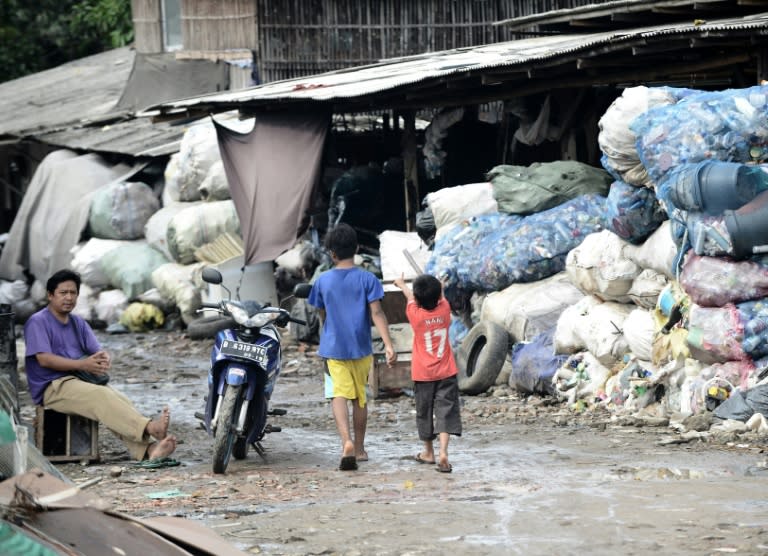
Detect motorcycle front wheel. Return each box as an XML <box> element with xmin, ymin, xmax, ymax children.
<box><xmin>212</xmin><ymin>384</ymin><xmax>242</xmax><ymax>474</ymax></box>
<box><xmin>233</xmin><ymin>437</ymin><xmax>248</xmax><ymax>459</ymax></box>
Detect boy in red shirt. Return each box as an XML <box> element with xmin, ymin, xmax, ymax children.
<box><xmin>394</xmin><ymin>273</ymin><xmax>462</xmax><ymax>473</ymax></box>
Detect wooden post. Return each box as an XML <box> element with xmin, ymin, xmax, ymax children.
<box><xmin>758</xmin><ymin>47</ymin><xmax>768</xmax><ymax>84</ymax></box>
<box><xmin>402</xmin><ymin>111</ymin><xmax>419</xmax><ymax>232</ymax></box>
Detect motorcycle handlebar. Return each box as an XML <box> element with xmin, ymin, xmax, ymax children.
<box><xmin>289</xmin><ymin>318</ymin><xmax>307</xmax><ymax>326</ymax></box>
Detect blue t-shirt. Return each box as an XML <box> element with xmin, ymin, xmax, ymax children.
<box><xmin>308</xmin><ymin>266</ymin><xmax>384</xmax><ymax>359</ymax></box>
<box><xmin>23</xmin><ymin>308</ymin><xmax>101</xmax><ymax>405</ymax></box>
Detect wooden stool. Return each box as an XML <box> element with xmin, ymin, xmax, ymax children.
<box><xmin>34</xmin><ymin>407</ymin><xmax>99</xmax><ymax>463</ymax></box>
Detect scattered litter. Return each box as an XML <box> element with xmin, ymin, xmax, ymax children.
<box><xmin>145</xmin><ymin>488</ymin><xmax>188</xmax><ymax>499</ymax></box>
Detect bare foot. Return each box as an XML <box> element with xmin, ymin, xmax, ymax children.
<box><xmin>356</xmin><ymin>450</ymin><xmax>369</xmax><ymax>462</ymax></box>
<box><xmin>342</xmin><ymin>440</ymin><xmax>355</xmax><ymax>458</ymax></box>
<box><xmin>146</xmin><ymin>406</ymin><xmax>170</xmax><ymax>440</ymax></box>
<box><xmin>437</xmin><ymin>454</ymin><xmax>451</xmax><ymax>473</ymax></box>
<box><xmin>147</xmin><ymin>435</ymin><xmax>177</xmax><ymax>460</ymax></box>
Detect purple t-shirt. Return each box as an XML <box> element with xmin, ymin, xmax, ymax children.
<box><xmin>23</xmin><ymin>307</ymin><xmax>101</xmax><ymax>405</ymax></box>
<box><xmin>308</xmin><ymin>266</ymin><xmax>384</xmax><ymax>360</ymax></box>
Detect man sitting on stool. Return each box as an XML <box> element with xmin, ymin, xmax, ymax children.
<box><xmin>24</xmin><ymin>269</ymin><xmax>176</xmax><ymax>461</ymax></box>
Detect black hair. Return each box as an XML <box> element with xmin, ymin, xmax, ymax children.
<box><xmin>46</xmin><ymin>269</ymin><xmax>81</xmax><ymax>294</ymax></box>
<box><xmin>412</xmin><ymin>274</ymin><xmax>442</xmax><ymax>311</ymax></box>
<box><xmin>324</xmin><ymin>223</ymin><xmax>358</xmax><ymax>260</ymax></box>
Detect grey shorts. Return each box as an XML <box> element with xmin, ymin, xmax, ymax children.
<box><xmin>415</xmin><ymin>375</ymin><xmax>462</xmax><ymax>441</ymax></box>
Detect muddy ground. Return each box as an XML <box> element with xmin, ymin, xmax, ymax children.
<box><xmin>17</xmin><ymin>329</ymin><xmax>768</xmax><ymax>556</ymax></box>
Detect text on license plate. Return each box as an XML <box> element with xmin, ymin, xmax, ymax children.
<box><xmin>221</xmin><ymin>340</ymin><xmax>268</xmax><ymax>365</ymax></box>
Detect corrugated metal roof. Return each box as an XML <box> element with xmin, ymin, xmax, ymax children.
<box><xmin>0</xmin><ymin>47</ymin><xmax>135</xmax><ymax>137</ymax></box>
<box><xmin>0</xmin><ymin>47</ymin><xmax>217</xmax><ymax>158</ymax></box>
<box><xmin>32</xmin><ymin>116</ymin><xmax>187</xmax><ymax>157</ymax></box>
<box><xmin>144</xmin><ymin>13</ymin><xmax>768</xmax><ymax>117</ymax></box>
<box><xmin>493</xmin><ymin>0</ymin><xmax>768</xmax><ymax>30</ymax></box>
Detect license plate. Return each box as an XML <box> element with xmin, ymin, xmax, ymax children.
<box><xmin>221</xmin><ymin>340</ymin><xmax>268</xmax><ymax>366</ymax></box>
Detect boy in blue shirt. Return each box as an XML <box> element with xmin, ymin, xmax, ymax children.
<box><xmin>308</xmin><ymin>224</ymin><xmax>396</xmax><ymax>471</ymax></box>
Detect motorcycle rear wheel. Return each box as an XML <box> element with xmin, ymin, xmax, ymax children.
<box><xmin>212</xmin><ymin>385</ymin><xmax>242</xmax><ymax>474</ymax></box>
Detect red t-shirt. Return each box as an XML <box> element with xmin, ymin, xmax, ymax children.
<box><xmin>405</xmin><ymin>297</ymin><xmax>458</xmax><ymax>382</ymax></box>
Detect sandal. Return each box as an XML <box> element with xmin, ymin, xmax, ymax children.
<box><xmin>134</xmin><ymin>457</ymin><xmax>181</xmax><ymax>469</ymax></box>
<box><xmin>413</xmin><ymin>453</ymin><xmax>436</xmax><ymax>464</ymax></box>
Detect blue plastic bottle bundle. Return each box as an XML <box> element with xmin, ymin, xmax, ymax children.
<box><xmin>724</xmin><ymin>189</ymin><xmax>768</xmax><ymax>259</ymax></box>
<box><xmin>738</xmin><ymin>299</ymin><xmax>768</xmax><ymax>358</ymax></box>
<box><xmin>606</xmin><ymin>180</ymin><xmax>665</xmax><ymax>244</ymax></box>
<box><xmin>668</xmin><ymin>161</ymin><xmax>768</xmax><ymax>214</ymax></box>
<box><xmin>631</xmin><ymin>84</ymin><xmax>768</xmax><ymax>183</ymax></box>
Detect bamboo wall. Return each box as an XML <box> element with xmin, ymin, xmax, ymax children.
<box><xmin>256</xmin><ymin>0</ymin><xmax>617</xmax><ymax>82</ymax></box>
<box><xmin>182</xmin><ymin>0</ymin><xmax>257</xmax><ymax>51</ymax></box>
<box><xmin>131</xmin><ymin>0</ymin><xmax>616</xmax><ymax>77</ymax></box>
<box><xmin>131</xmin><ymin>0</ymin><xmax>163</xmax><ymax>53</ymax></box>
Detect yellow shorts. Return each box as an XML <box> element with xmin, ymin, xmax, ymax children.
<box><xmin>325</xmin><ymin>356</ymin><xmax>372</xmax><ymax>407</ymax></box>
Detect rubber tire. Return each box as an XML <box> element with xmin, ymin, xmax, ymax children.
<box><xmin>455</xmin><ymin>321</ymin><xmax>509</xmax><ymax>395</ymax></box>
<box><xmin>212</xmin><ymin>385</ymin><xmax>241</xmax><ymax>474</ymax></box>
<box><xmin>187</xmin><ymin>315</ymin><xmax>235</xmax><ymax>341</ymax></box>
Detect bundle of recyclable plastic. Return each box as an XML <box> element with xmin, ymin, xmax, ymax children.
<box><xmin>426</xmin><ymin>213</ymin><xmax>522</xmax><ymax>291</ymax></box>
<box><xmin>605</xmin><ymin>180</ymin><xmax>666</xmax><ymax>244</ymax></box>
<box><xmin>173</xmin><ymin>121</ymin><xmax>221</xmax><ymax>202</ymax></box>
<box><xmin>687</xmin><ymin>303</ymin><xmax>746</xmax><ymax>363</ymax></box>
<box><xmin>598</xmin><ymin>85</ymin><xmax>691</xmax><ymax>187</ymax></box>
<box><xmin>100</xmin><ymin>241</ymin><xmax>170</xmax><ymax>300</ymax></box>
<box><xmin>425</xmin><ymin>182</ymin><xmax>498</xmax><ymax>235</ymax></box>
<box><xmin>427</xmin><ymin>194</ymin><xmax>605</xmax><ymax>296</ymax></box>
<box><xmin>565</xmin><ymin>230</ymin><xmax>641</xmax><ymax>304</ymax></box>
<box><xmin>680</xmin><ymin>253</ymin><xmax>768</xmax><ymax>307</ymax></box>
<box><xmin>88</xmin><ymin>181</ymin><xmax>160</xmax><ymax>240</ymax></box>
<box><xmin>166</xmin><ymin>200</ymin><xmax>241</xmax><ymax>264</ymax></box>
<box><xmin>738</xmin><ymin>299</ymin><xmax>768</xmax><ymax>359</ymax></box>
<box><xmin>510</xmin><ymin>327</ymin><xmax>565</xmax><ymax>395</ymax></box>
<box><xmin>487</xmin><ymin>161</ymin><xmax>611</xmax><ymax>215</ymax></box>
<box><xmin>631</xmin><ymin>84</ymin><xmax>768</xmax><ymax>185</ymax></box>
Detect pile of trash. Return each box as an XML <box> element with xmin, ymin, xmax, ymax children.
<box><xmin>0</xmin><ymin>118</ymin><xmax>248</xmax><ymax>332</ymax></box>
<box><xmin>424</xmin><ymin>84</ymin><xmax>768</xmax><ymax>438</ymax></box>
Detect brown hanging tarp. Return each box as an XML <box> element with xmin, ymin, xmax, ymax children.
<box><xmin>213</xmin><ymin>112</ymin><xmax>329</xmax><ymax>265</ymax></box>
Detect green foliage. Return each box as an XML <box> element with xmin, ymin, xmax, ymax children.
<box><xmin>0</xmin><ymin>0</ymin><xmax>133</xmax><ymax>83</ymax></box>
<box><xmin>70</xmin><ymin>0</ymin><xmax>134</xmax><ymax>51</ymax></box>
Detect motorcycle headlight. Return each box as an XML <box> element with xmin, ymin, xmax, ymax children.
<box><xmin>224</xmin><ymin>301</ymin><xmax>279</xmax><ymax>328</ymax></box>
<box><xmin>224</xmin><ymin>301</ymin><xmax>250</xmax><ymax>325</ymax></box>
<box><xmin>245</xmin><ymin>312</ymin><xmax>280</xmax><ymax>328</ymax></box>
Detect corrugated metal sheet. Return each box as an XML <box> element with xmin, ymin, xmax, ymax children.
<box><xmin>0</xmin><ymin>48</ymin><xmax>135</xmax><ymax>137</ymax></box>
<box><xmin>145</xmin><ymin>13</ymin><xmax>768</xmax><ymax>116</ymax></box>
<box><xmin>32</xmin><ymin>116</ymin><xmax>186</xmax><ymax>157</ymax></box>
<box><xmin>0</xmin><ymin>46</ymin><xmax>224</xmax><ymax>158</ymax></box>
<box><xmin>493</xmin><ymin>0</ymin><xmax>768</xmax><ymax>31</ymax></box>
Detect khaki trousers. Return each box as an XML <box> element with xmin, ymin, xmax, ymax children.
<box><xmin>43</xmin><ymin>376</ymin><xmax>151</xmax><ymax>460</ymax></box>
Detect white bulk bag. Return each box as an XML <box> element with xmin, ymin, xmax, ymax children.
<box><xmin>565</xmin><ymin>230</ymin><xmax>641</xmax><ymax>303</ymax></box>
<box><xmin>480</xmin><ymin>272</ymin><xmax>584</xmax><ymax>342</ymax></box>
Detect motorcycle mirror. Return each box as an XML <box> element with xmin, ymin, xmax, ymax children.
<box><xmin>201</xmin><ymin>267</ymin><xmax>223</xmax><ymax>285</ymax></box>
<box><xmin>293</xmin><ymin>283</ymin><xmax>312</xmax><ymax>299</ymax></box>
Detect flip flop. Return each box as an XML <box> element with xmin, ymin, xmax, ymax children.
<box><xmin>436</xmin><ymin>462</ymin><xmax>453</xmax><ymax>473</ymax></box>
<box><xmin>134</xmin><ymin>457</ymin><xmax>181</xmax><ymax>469</ymax></box>
<box><xmin>339</xmin><ymin>455</ymin><xmax>358</xmax><ymax>471</ymax></box>
<box><xmin>413</xmin><ymin>453</ymin><xmax>436</xmax><ymax>465</ymax></box>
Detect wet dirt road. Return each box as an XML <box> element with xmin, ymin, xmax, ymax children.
<box><xmin>20</xmin><ymin>330</ymin><xmax>768</xmax><ymax>556</ymax></box>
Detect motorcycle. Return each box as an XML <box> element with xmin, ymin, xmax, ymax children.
<box><xmin>197</xmin><ymin>267</ymin><xmax>308</xmax><ymax>474</ymax></box>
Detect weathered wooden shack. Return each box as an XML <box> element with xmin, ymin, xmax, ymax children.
<box><xmin>131</xmin><ymin>0</ymin><xmax>624</xmax><ymax>82</ymax></box>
